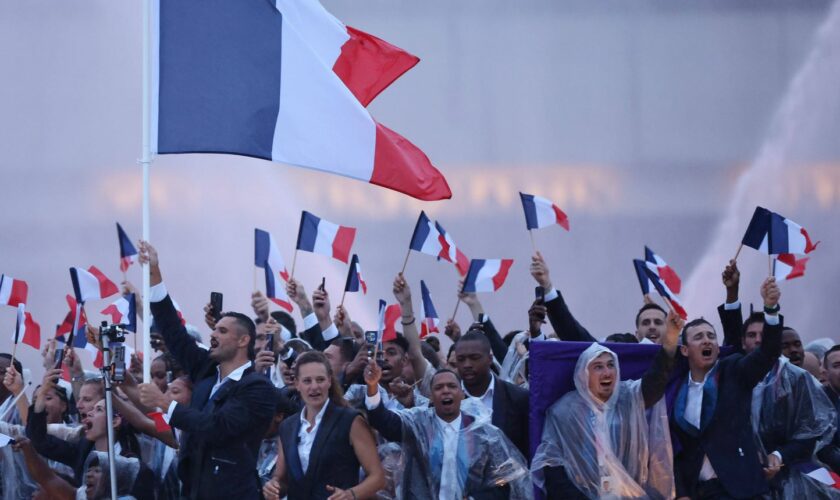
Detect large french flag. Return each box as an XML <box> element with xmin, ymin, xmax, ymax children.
<box><xmin>434</xmin><ymin>221</ymin><xmax>470</xmax><ymax>276</ymax></box>
<box><xmin>773</xmin><ymin>253</ymin><xmax>809</xmax><ymax>281</ymax></box>
<box><xmin>296</xmin><ymin>211</ymin><xmax>356</xmax><ymax>263</ymax></box>
<box><xmin>418</xmin><ymin>280</ymin><xmax>439</xmax><ymax>338</ymax></box>
<box><xmin>70</xmin><ymin>266</ymin><xmax>119</xmax><ymax>303</ymax></box>
<box><xmin>151</xmin><ymin>0</ymin><xmax>450</xmax><ymax>201</ymax></box>
<box><xmin>519</xmin><ymin>192</ymin><xmax>569</xmax><ymax>231</ymax></box>
<box><xmin>344</xmin><ymin>254</ymin><xmax>367</xmax><ymax>294</ymax></box>
<box><xmin>768</xmin><ymin>212</ymin><xmax>820</xmax><ymax>255</ymax></box>
<box><xmin>644</xmin><ymin>246</ymin><xmax>681</xmax><ymax>294</ymax></box>
<box><xmin>0</xmin><ymin>275</ymin><xmax>28</xmax><ymax>307</ymax></box>
<box><xmin>463</xmin><ymin>259</ymin><xmax>514</xmax><ymax>293</ymax></box>
<box><xmin>255</xmin><ymin>228</ymin><xmax>293</xmax><ymax>311</ymax></box>
<box><xmin>101</xmin><ymin>294</ymin><xmax>137</xmax><ymax>333</ymax></box>
<box><xmin>116</xmin><ymin>223</ymin><xmax>138</xmax><ymax>273</ymax></box>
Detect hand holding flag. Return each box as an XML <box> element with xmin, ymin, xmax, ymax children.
<box><xmin>116</xmin><ymin>223</ymin><xmax>138</xmax><ymax>273</ymax></box>
<box><xmin>418</xmin><ymin>280</ymin><xmax>440</xmax><ymax>338</ymax></box>
<box><xmin>341</xmin><ymin>254</ymin><xmax>367</xmax><ymax>306</ymax></box>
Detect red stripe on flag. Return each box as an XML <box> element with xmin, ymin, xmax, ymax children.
<box><xmin>269</xmin><ymin>297</ymin><xmax>294</xmax><ymax>312</ymax></box>
<box><xmin>333</xmin><ymin>26</ymin><xmax>420</xmax><ymax>107</ymax></box>
<box><xmin>147</xmin><ymin>412</ymin><xmax>172</xmax><ymax>432</ymax></box>
<box><xmin>455</xmin><ymin>250</ymin><xmax>470</xmax><ymax>277</ymax></box>
<box><xmin>332</xmin><ymin>226</ymin><xmax>356</xmax><ymax>264</ymax></box>
<box><xmin>22</xmin><ymin>312</ymin><xmax>40</xmax><ymax>350</ymax></box>
<box><xmin>88</xmin><ymin>266</ymin><xmax>119</xmax><ymax>298</ymax></box>
<box><xmin>657</xmin><ymin>265</ymin><xmax>682</xmax><ymax>295</ymax></box>
<box><xmin>370</xmin><ymin>122</ymin><xmax>452</xmax><ymax>201</ymax></box>
<box><xmin>801</xmin><ymin>227</ymin><xmax>820</xmax><ymax>253</ymax></box>
<box><xmin>120</xmin><ymin>256</ymin><xmax>132</xmax><ymax>273</ymax></box>
<box><xmin>491</xmin><ymin>259</ymin><xmax>514</xmax><ymax>291</ymax></box>
<box><xmin>777</xmin><ymin>253</ymin><xmax>809</xmax><ymax>280</ymax></box>
<box><xmin>10</xmin><ymin>279</ymin><xmax>28</xmax><ymax>307</ymax></box>
<box><xmin>382</xmin><ymin>304</ymin><xmax>402</xmax><ymax>343</ymax></box>
<box><xmin>553</xmin><ymin>204</ymin><xmax>570</xmax><ymax>231</ymax></box>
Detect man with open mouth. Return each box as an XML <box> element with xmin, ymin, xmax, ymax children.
<box><xmin>363</xmin><ymin>359</ymin><xmax>532</xmax><ymax>499</ymax></box>
<box><xmin>716</xmin><ymin>260</ymin><xmax>836</xmax><ymax>498</ymax></box>
<box><xmin>671</xmin><ymin>276</ymin><xmax>784</xmax><ymax>500</ymax></box>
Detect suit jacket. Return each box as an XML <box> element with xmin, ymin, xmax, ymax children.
<box><xmin>817</xmin><ymin>385</ymin><xmax>840</xmax><ymax>473</ymax></box>
<box><xmin>671</xmin><ymin>315</ymin><xmax>783</xmax><ymax>499</ymax></box>
<box><xmin>545</xmin><ymin>291</ymin><xmax>594</xmax><ymax>342</ymax></box>
<box><xmin>488</xmin><ymin>377</ymin><xmax>529</xmax><ymax>460</ymax></box>
<box><xmin>151</xmin><ymin>294</ymin><xmax>275</xmax><ymax>500</ymax></box>
<box><xmin>477</xmin><ymin>316</ymin><xmax>513</xmax><ymax>364</ymax></box>
<box><xmin>278</xmin><ymin>403</ymin><xmax>361</xmax><ymax>499</ymax></box>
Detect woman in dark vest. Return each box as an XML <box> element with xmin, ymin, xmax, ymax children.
<box><xmin>263</xmin><ymin>350</ymin><xmax>384</xmax><ymax>500</ymax></box>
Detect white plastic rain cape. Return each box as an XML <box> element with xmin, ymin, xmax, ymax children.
<box><xmin>76</xmin><ymin>450</ymin><xmax>141</xmax><ymax>500</ymax></box>
<box><xmin>385</xmin><ymin>404</ymin><xmax>532</xmax><ymax>499</ymax></box>
<box><xmin>751</xmin><ymin>357</ymin><xmax>839</xmax><ymax>499</ymax></box>
<box><xmin>531</xmin><ymin>343</ymin><xmax>674</xmax><ymax>499</ymax></box>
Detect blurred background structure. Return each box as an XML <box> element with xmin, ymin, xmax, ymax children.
<box><xmin>1</xmin><ymin>0</ymin><xmax>839</xmax><ymax>371</ymax></box>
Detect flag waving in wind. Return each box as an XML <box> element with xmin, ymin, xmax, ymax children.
<box><xmin>773</xmin><ymin>254</ymin><xmax>809</xmax><ymax>281</ymax></box>
<box><xmin>418</xmin><ymin>280</ymin><xmax>439</xmax><ymax>338</ymax></box>
<box><xmin>255</xmin><ymin>228</ymin><xmax>293</xmax><ymax>311</ymax></box>
<box><xmin>296</xmin><ymin>211</ymin><xmax>356</xmax><ymax>264</ymax></box>
<box><xmin>101</xmin><ymin>294</ymin><xmax>137</xmax><ymax>333</ymax></box>
<box><xmin>116</xmin><ymin>223</ymin><xmax>138</xmax><ymax>272</ymax></box>
<box><xmin>640</xmin><ymin>263</ymin><xmax>688</xmax><ymax>320</ymax></box>
<box><xmin>463</xmin><ymin>259</ymin><xmax>514</xmax><ymax>293</ymax></box>
<box><xmin>633</xmin><ymin>259</ymin><xmax>652</xmax><ymax>296</ymax></box>
<box><xmin>644</xmin><ymin>246</ymin><xmax>681</xmax><ymax>294</ymax></box>
<box><xmin>344</xmin><ymin>254</ymin><xmax>367</xmax><ymax>294</ymax></box>
<box><xmin>434</xmin><ymin>221</ymin><xmax>470</xmax><ymax>276</ymax></box>
<box><xmin>152</xmin><ymin>0</ymin><xmax>450</xmax><ymax>201</ymax></box>
<box><xmin>57</xmin><ymin>295</ymin><xmax>88</xmax><ymax>349</ymax></box>
<box><xmin>70</xmin><ymin>266</ymin><xmax>119</xmax><ymax>303</ymax></box>
<box><xmin>519</xmin><ymin>192</ymin><xmax>570</xmax><ymax>231</ymax></box>
<box><xmin>741</xmin><ymin>206</ymin><xmax>819</xmax><ymax>255</ymax></box>
<box><xmin>0</xmin><ymin>275</ymin><xmax>28</xmax><ymax>307</ymax></box>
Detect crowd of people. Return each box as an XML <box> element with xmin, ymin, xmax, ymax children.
<box><xmin>0</xmin><ymin>242</ymin><xmax>838</xmax><ymax>500</ymax></box>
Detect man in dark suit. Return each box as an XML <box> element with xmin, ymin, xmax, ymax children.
<box><xmin>818</xmin><ymin>345</ymin><xmax>840</xmax><ymax>473</ymax></box>
<box><xmin>671</xmin><ymin>277</ymin><xmax>783</xmax><ymax>499</ymax></box>
<box><xmin>454</xmin><ymin>331</ymin><xmax>530</xmax><ymax>459</ymax></box>
<box><xmin>137</xmin><ymin>241</ymin><xmax>276</xmax><ymax>500</ymax></box>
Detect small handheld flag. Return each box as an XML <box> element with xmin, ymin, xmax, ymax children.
<box><xmin>116</xmin><ymin>223</ymin><xmax>138</xmax><ymax>273</ymax></box>
<box><xmin>767</xmin><ymin>212</ymin><xmax>820</xmax><ymax>255</ymax></box>
<box><xmin>295</xmin><ymin>211</ymin><xmax>356</xmax><ymax>264</ymax></box>
<box><xmin>255</xmin><ymin>229</ymin><xmax>293</xmax><ymax>311</ymax></box>
<box><xmin>633</xmin><ymin>259</ymin><xmax>652</xmax><ymax>296</ymax></box>
<box><xmin>382</xmin><ymin>303</ymin><xmax>402</xmax><ymax>343</ymax></box>
<box><xmin>418</xmin><ymin>280</ymin><xmax>439</xmax><ymax>338</ymax></box>
<box><xmin>57</xmin><ymin>295</ymin><xmax>88</xmax><ymax>349</ymax></box>
<box><xmin>344</xmin><ymin>254</ymin><xmax>367</xmax><ymax>295</ymax></box>
<box><xmin>642</xmin><ymin>266</ymin><xmax>687</xmax><ymax>320</ymax></box>
<box><xmin>462</xmin><ymin>259</ymin><xmax>514</xmax><ymax>293</ymax></box>
<box><xmin>101</xmin><ymin>294</ymin><xmax>138</xmax><ymax>333</ymax></box>
<box><xmin>70</xmin><ymin>266</ymin><xmax>119</xmax><ymax>303</ymax></box>
<box><xmin>644</xmin><ymin>246</ymin><xmax>681</xmax><ymax>294</ymax></box>
<box><xmin>0</xmin><ymin>275</ymin><xmax>28</xmax><ymax>307</ymax></box>
<box><xmin>434</xmin><ymin>221</ymin><xmax>470</xmax><ymax>276</ymax></box>
<box><xmin>741</xmin><ymin>206</ymin><xmax>773</xmax><ymax>253</ymax></box>
<box><xmin>773</xmin><ymin>254</ymin><xmax>809</xmax><ymax>281</ymax></box>
<box><xmin>519</xmin><ymin>192</ymin><xmax>569</xmax><ymax>231</ymax></box>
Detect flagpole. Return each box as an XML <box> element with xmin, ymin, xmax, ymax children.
<box><xmin>340</xmin><ymin>290</ymin><xmax>347</xmax><ymax>308</ymax></box>
<box><xmin>290</xmin><ymin>250</ymin><xmax>298</xmax><ymax>281</ymax></box>
<box><xmin>768</xmin><ymin>255</ymin><xmax>773</xmax><ymax>277</ymax></box>
<box><xmin>140</xmin><ymin>0</ymin><xmax>153</xmax><ymax>384</ymax></box>
<box><xmin>451</xmin><ymin>297</ymin><xmax>461</xmax><ymax>322</ymax></box>
<box><xmin>528</xmin><ymin>229</ymin><xmax>537</xmax><ymax>254</ymax></box>
<box><xmin>400</xmin><ymin>249</ymin><xmax>411</xmax><ymax>275</ymax></box>
<box><xmin>253</xmin><ymin>267</ymin><xmax>258</xmax><ymax>292</ymax></box>
<box><xmin>733</xmin><ymin>243</ymin><xmax>743</xmax><ymax>262</ymax></box>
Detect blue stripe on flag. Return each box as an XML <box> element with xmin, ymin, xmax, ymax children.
<box><xmin>157</xmin><ymin>0</ymin><xmax>283</xmax><ymax>160</ymax></box>
<box><xmin>420</xmin><ymin>280</ymin><xmax>438</xmax><ymax>317</ymax></box>
<box><xmin>741</xmin><ymin>206</ymin><xmax>771</xmax><ymax>250</ymax></box>
<box><xmin>462</xmin><ymin>259</ymin><xmax>485</xmax><ymax>293</ymax></box>
<box><xmin>255</xmin><ymin>229</ymin><xmax>270</xmax><ymax>267</ymax></box>
<box><xmin>768</xmin><ymin>212</ymin><xmax>789</xmax><ymax>254</ymax></box>
<box><xmin>345</xmin><ymin>254</ymin><xmax>360</xmax><ymax>292</ymax></box>
<box><xmin>69</xmin><ymin>268</ymin><xmax>84</xmax><ymax>304</ymax></box>
<box><xmin>519</xmin><ymin>193</ymin><xmax>539</xmax><ymax>230</ymax></box>
<box><xmin>296</xmin><ymin>211</ymin><xmax>320</xmax><ymax>252</ymax></box>
<box><xmin>409</xmin><ymin>211</ymin><xmax>433</xmax><ymax>251</ymax></box>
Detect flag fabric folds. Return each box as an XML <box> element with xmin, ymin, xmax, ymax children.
<box><xmin>434</xmin><ymin>221</ymin><xmax>470</xmax><ymax>276</ymax></box>
<box><xmin>116</xmin><ymin>223</ymin><xmax>138</xmax><ymax>272</ymax></box>
<box><xmin>70</xmin><ymin>266</ymin><xmax>119</xmax><ymax>303</ymax></box>
<box><xmin>0</xmin><ymin>275</ymin><xmax>28</xmax><ymax>307</ymax></box>
<box><xmin>274</xmin><ymin>0</ymin><xmax>419</xmax><ymax>107</ymax></box>
<box><xmin>57</xmin><ymin>295</ymin><xmax>88</xmax><ymax>349</ymax></box>
<box><xmin>409</xmin><ymin>211</ymin><xmax>443</xmax><ymax>257</ymax></box>
<box><xmin>641</xmin><ymin>265</ymin><xmax>687</xmax><ymax>320</ymax></box>
<box><xmin>151</xmin><ymin>0</ymin><xmax>450</xmax><ymax>201</ymax></box>
<box><xmin>381</xmin><ymin>303</ymin><xmax>402</xmax><ymax>343</ymax></box>
<box><xmin>773</xmin><ymin>254</ymin><xmax>809</xmax><ymax>281</ymax></box>
<box><xmin>463</xmin><ymin>259</ymin><xmax>514</xmax><ymax>293</ymax></box>
<box><xmin>633</xmin><ymin>259</ymin><xmax>652</xmax><ymax>296</ymax></box>
<box><xmin>344</xmin><ymin>254</ymin><xmax>367</xmax><ymax>294</ymax></box>
<box><xmin>519</xmin><ymin>192</ymin><xmax>570</xmax><ymax>231</ymax></box>
<box><xmin>21</xmin><ymin>311</ymin><xmax>41</xmax><ymax>350</ymax></box>
<box><xmin>255</xmin><ymin>228</ymin><xmax>293</xmax><ymax>311</ymax></box>
<box><xmin>741</xmin><ymin>206</ymin><xmax>773</xmax><ymax>252</ymax></box>
<box><xmin>644</xmin><ymin>246</ymin><xmax>681</xmax><ymax>294</ymax></box>
<box><xmin>767</xmin><ymin>212</ymin><xmax>820</xmax><ymax>255</ymax></box>
<box><xmin>101</xmin><ymin>294</ymin><xmax>138</xmax><ymax>333</ymax></box>
<box><xmin>296</xmin><ymin>211</ymin><xmax>356</xmax><ymax>263</ymax></box>
<box><xmin>418</xmin><ymin>280</ymin><xmax>439</xmax><ymax>338</ymax></box>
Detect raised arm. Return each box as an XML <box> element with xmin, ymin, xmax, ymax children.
<box><xmin>717</xmin><ymin>259</ymin><xmax>744</xmax><ymax>351</ymax></box>
<box><xmin>287</xmin><ymin>278</ymin><xmax>329</xmax><ymax>351</ymax></box>
<box><xmin>13</xmin><ymin>438</ymin><xmax>76</xmax><ymax>500</ymax></box>
<box><xmin>393</xmin><ymin>273</ymin><xmax>426</xmax><ymax>382</ymax></box>
<box><xmin>458</xmin><ymin>283</ymin><xmax>507</xmax><ymax>363</ymax></box>
<box><xmin>734</xmin><ymin>278</ymin><xmax>783</xmax><ymax>388</ymax></box>
<box><xmin>532</xmin><ymin>252</ymin><xmax>594</xmax><ymax>342</ymax></box>
<box><xmin>363</xmin><ymin>358</ymin><xmax>405</xmax><ymax>443</ymax></box>
<box><xmin>641</xmin><ymin>311</ymin><xmax>681</xmax><ymax>408</ymax></box>
<box><xmin>25</xmin><ymin>369</ymin><xmax>78</xmax><ymax>467</ymax></box>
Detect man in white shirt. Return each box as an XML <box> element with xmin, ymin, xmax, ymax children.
<box><xmin>363</xmin><ymin>361</ymin><xmax>532</xmax><ymax>499</ymax></box>
<box><xmin>136</xmin><ymin>241</ymin><xmax>276</xmax><ymax>500</ymax></box>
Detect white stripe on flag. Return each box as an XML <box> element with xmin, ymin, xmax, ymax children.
<box><xmin>419</xmin><ymin>220</ymin><xmax>442</xmax><ymax>256</ymax></box>
<box><xmin>0</xmin><ymin>281</ymin><xmax>9</xmax><ymax>304</ymax></box>
<box><xmin>267</xmin><ymin>234</ymin><xmax>287</xmax><ymax>277</ymax></box>
<box><xmin>275</xmin><ymin>0</ymin><xmax>349</xmax><ymax>67</ymax></box>
<box><xmin>313</xmin><ymin>219</ymin><xmax>339</xmax><ymax>257</ymax></box>
<box><xmin>785</xmin><ymin>219</ymin><xmax>807</xmax><ymax>254</ymax></box>
<box><xmin>474</xmin><ymin>260</ymin><xmax>502</xmax><ymax>293</ymax></box>
<box><xmin>76</xmin><ymin>269</ymin><xmax>102</xmax><ymax>302</ymax></box>
<box><xmin>533</xmin><ymin>196</ymin><xmax>556</xmax><ymax>228</ymax></box>
<box><xmin>272</xmin><ymin>17</ymin><xmax>375</xmax><ymax>181</ymax></box>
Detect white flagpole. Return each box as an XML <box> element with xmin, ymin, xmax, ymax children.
<box><xmin>141</xmin><ymin>0</ymin><xmax>153</xmax><ymax>384</ymax></box>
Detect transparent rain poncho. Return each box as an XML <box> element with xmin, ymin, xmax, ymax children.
<box><xmin>386</xmin><ymin>403</ymin><xmax>532</xmax><ymax>499</ymax></box>
<box><xmin>76</xmin><ymin>451</ymin><xmax>141</xmax><ymax>500</ymax></box>
<box><xmin>500</xmin><ymin>331</ymin><xmax>530</xmax><ymax>388</ymax></box>
<box><xmin>751</xmin><ymin>357</ymin><xmax>839</xmax><ymax>499</ymax></box>
<box><xmin>531</xmin><ymin>343</ymin><xmax>674</xmax><ymax>499</ymax></box>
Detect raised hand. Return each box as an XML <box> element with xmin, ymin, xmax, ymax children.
<box><xmin>662</xmin><ymin>310</ymin><xmax>685</xmax><ymax>356</ymax></box>
<box><xmin>286</xmin><ymin>278</ymin><xmax>313</xmax><ymax>316</ymax></box>
<box><xmin>251</xmin><ymin>290</ymin><xmax>270</xmax><ymax>323</ymax></box>
<box><xmin>364</xmin><ymin>358</ymin><xmax>382</xmax><ymax>393</ymax></box>
<box><xmin>528</xmin><ymin>301</ymin><xmax>547</xmax><ymax>337</ymax></box>
<box><xmin>392</xmin><ymin>273</ymin><xmax>412</xmax><ymax>309</ymax></box>
<box><xmin>529</xmin><ymin>251</ymin><xmax>552</xmax><ymax>289</ymax></box>
<box><xmin>722</xmin><ymin>259</ymin><xmax>740</xmax><ymax>303</ymax></box>
<box><xmin>137</xmin><ymin>240</ymin><xmax>162</xmax><ymax>285</ymax></box>
<box><xmin>203</xmin><ymin>302</ymin><xmax>217</xmax><ymax>330</ymax></box>
<box><xmin>312</xmin><ymin>287</ymin><xmax>331</xmax><ymax>325</ymax></box>
<box><xmin>760</xmin><ymin>277</ymin><xmax>781</xmax><ymax>311</ymax></box>
<box><xmin>2</xmin><ymin>365</ymin><xmax>23</xmax><ymax>396</ymax></box>
<box><xmin>444</xmin><ymin>319</ymin><xmax>461</xmax><ymax>342</ymax></box>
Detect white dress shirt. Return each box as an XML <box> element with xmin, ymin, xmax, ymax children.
<box><xmin>463</xmin><ymin>373</ymin><xmax>495</xmax><ymax>415</ymax></box>
<box><xmin>298</xmin><ymin>401</ymin><xmax>329</xmax><ymax>473</ymax></box>
<box><xmin>436</xmin><ymin>413</ymin><xmax>463</xmax><ymax>500</ymax></box>
<box><xmin>686</xmin><ymin>365</ymin><xmax>718</xmax><ymax>481</ymax></box>
<box><xmin>165</xmin><ymin>361</ymin><xmax>252</xmax><ymax>422</ymax></box>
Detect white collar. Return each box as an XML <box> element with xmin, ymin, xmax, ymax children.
<box><xmin>463</xmin><ymin>373</ymin><xmax>495</xmax><ymax>399</ymax></box>
<box><xmin>217</xmin><ymin>360</ymin><xmax>252</xmax><ymax>383</ymax></box>
<box><xmin>300</xmin><ymin>400</ymin><xmax>329</xmax><ymax>429</ymax></box>
<box><xmin>435</xmin><ymin>412</ymin><xmax>462</xmax><ymax>432</ymax></box>
<box><xmin>688</xmin><ymin>361</ymin><xmax>718</xmax><ymax>386</ymax></box>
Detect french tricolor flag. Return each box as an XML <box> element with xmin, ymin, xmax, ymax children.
<box><xmin>462</xmin><ymin>259</ymin><xmax>514</xmax><ymax>293</ymax></box>
<box><xmin>296</xmin><ymin>211</ymin><xmax>356</xmax><ymax>264</ymax></box>
<box><xmin>409</xmin><ymin>211</ymin><xmax>443</xmax><ymax>257</ymax></box>
<box><xmin>519</xmin><ymin>192</ymin><xmax>570</xmax><ymax>231</ymax></box>
<box><xmin>101</xmin><ymin>294</ymin><xmax>137</xmax><ymax>333</ymax></box>
<box><xmin>56</xmin><ymin>295</ymin><xmax>88</xmax><ymax>349</ymax></box>
<box><xmin>801</xmin><ymin>463</ymin><xmax>840</xmax><ymax>490</ymax></box>
<box><xmin>644</xmin><ymin>246</ymin><xmax>681</xmax><ymax>295</ymax></box>
<box><xmin>255</xmin><ymin>228</ymin><xmax>293</xmax><ymax>311</ymax></box>
<box><xmin>116</xmin><ymin>223</ymin><xmax>138</xmax><ymax>273</ymax></box>
<box><xmin>434</xmin><ymin>221</ymin><xmax>470</xmax><ymax>277</ymax></box>
<box><xmin>741</xmin><ymin>206</ymin><xmax>773</xmax><ymax>253</ymax></box>
<box><xmin>641</xmin><ymin>265</ymin><xmax>688</xmax><ymax>320</ymax></box>
<box><xmin>151</xmin><ymin>0</ymin><xmax>450</xmax><ymax>201</ymax></box>
<box><xmin>633</xmin><ymin>259</ymin><xmax>652</xmax><ymax>296</ymax></box>
<box><xmin>70</xmin><ymin>266</ymin><xmax>119</xmax><ymax>303</ymax></box>
<box><xmin>344</xmin><ymin>254</ymin><xmax>367</xmax><ymax>295</ymax></box>
<box><xmin>380</xmin><ymin>302</ymin><xmax>402</xmax><ymax>343</ymax></box>
<box><xmin>418</xmin><ymin>280</ymin><xmax>439</xmax><ymax>338</ymax></box>
<box><xmin>773</xmin><ymin>253</ymin><xmax>809</xmax><ymax>281</ymax></box>
<box><xmin>0</xmin><ymin>274</ymin><xmax>28</xmax><ymax>307</ymax></box>
<box><xmin>768</xmin><ymin>212</ymin><xmax>820</xmax><ymax>256</ymax></box>
<box><xmin>12</xmin><ymin>304</ymin><xmax>41</xmax><ymax>350</ymax></box>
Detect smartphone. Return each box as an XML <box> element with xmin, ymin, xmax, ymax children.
<box><xmin>53</xmin><ymin>348</ymin><xmax>65</xmax><ymax>369</ymax></box>
<box><xmin>535</xmin><ymin>286</ymin><xmax>545</xmax><ymax>304</ymax></box>
<box><xmin>364</xmin><ymin>331</ymin><xmax>378</xmax><ymax>358</ymax></box>
<box><xmin>318</xmin><ymin>277</ymin><xmax>326</xmax><ymax>292</ymax></box>
<box><xmin>210</xmin><ymin>292</ymin><xmax>223</xmax><ymax>321</ymax></box>
<box><xmin>265</xmin><ymin>333</ymin><xmax>275</xmax><ymax>353</ymax></box>
<box><xmin>166</xmin><ymin>370</ymin><xmax>174</xmax><ymax>384</ymax></box>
